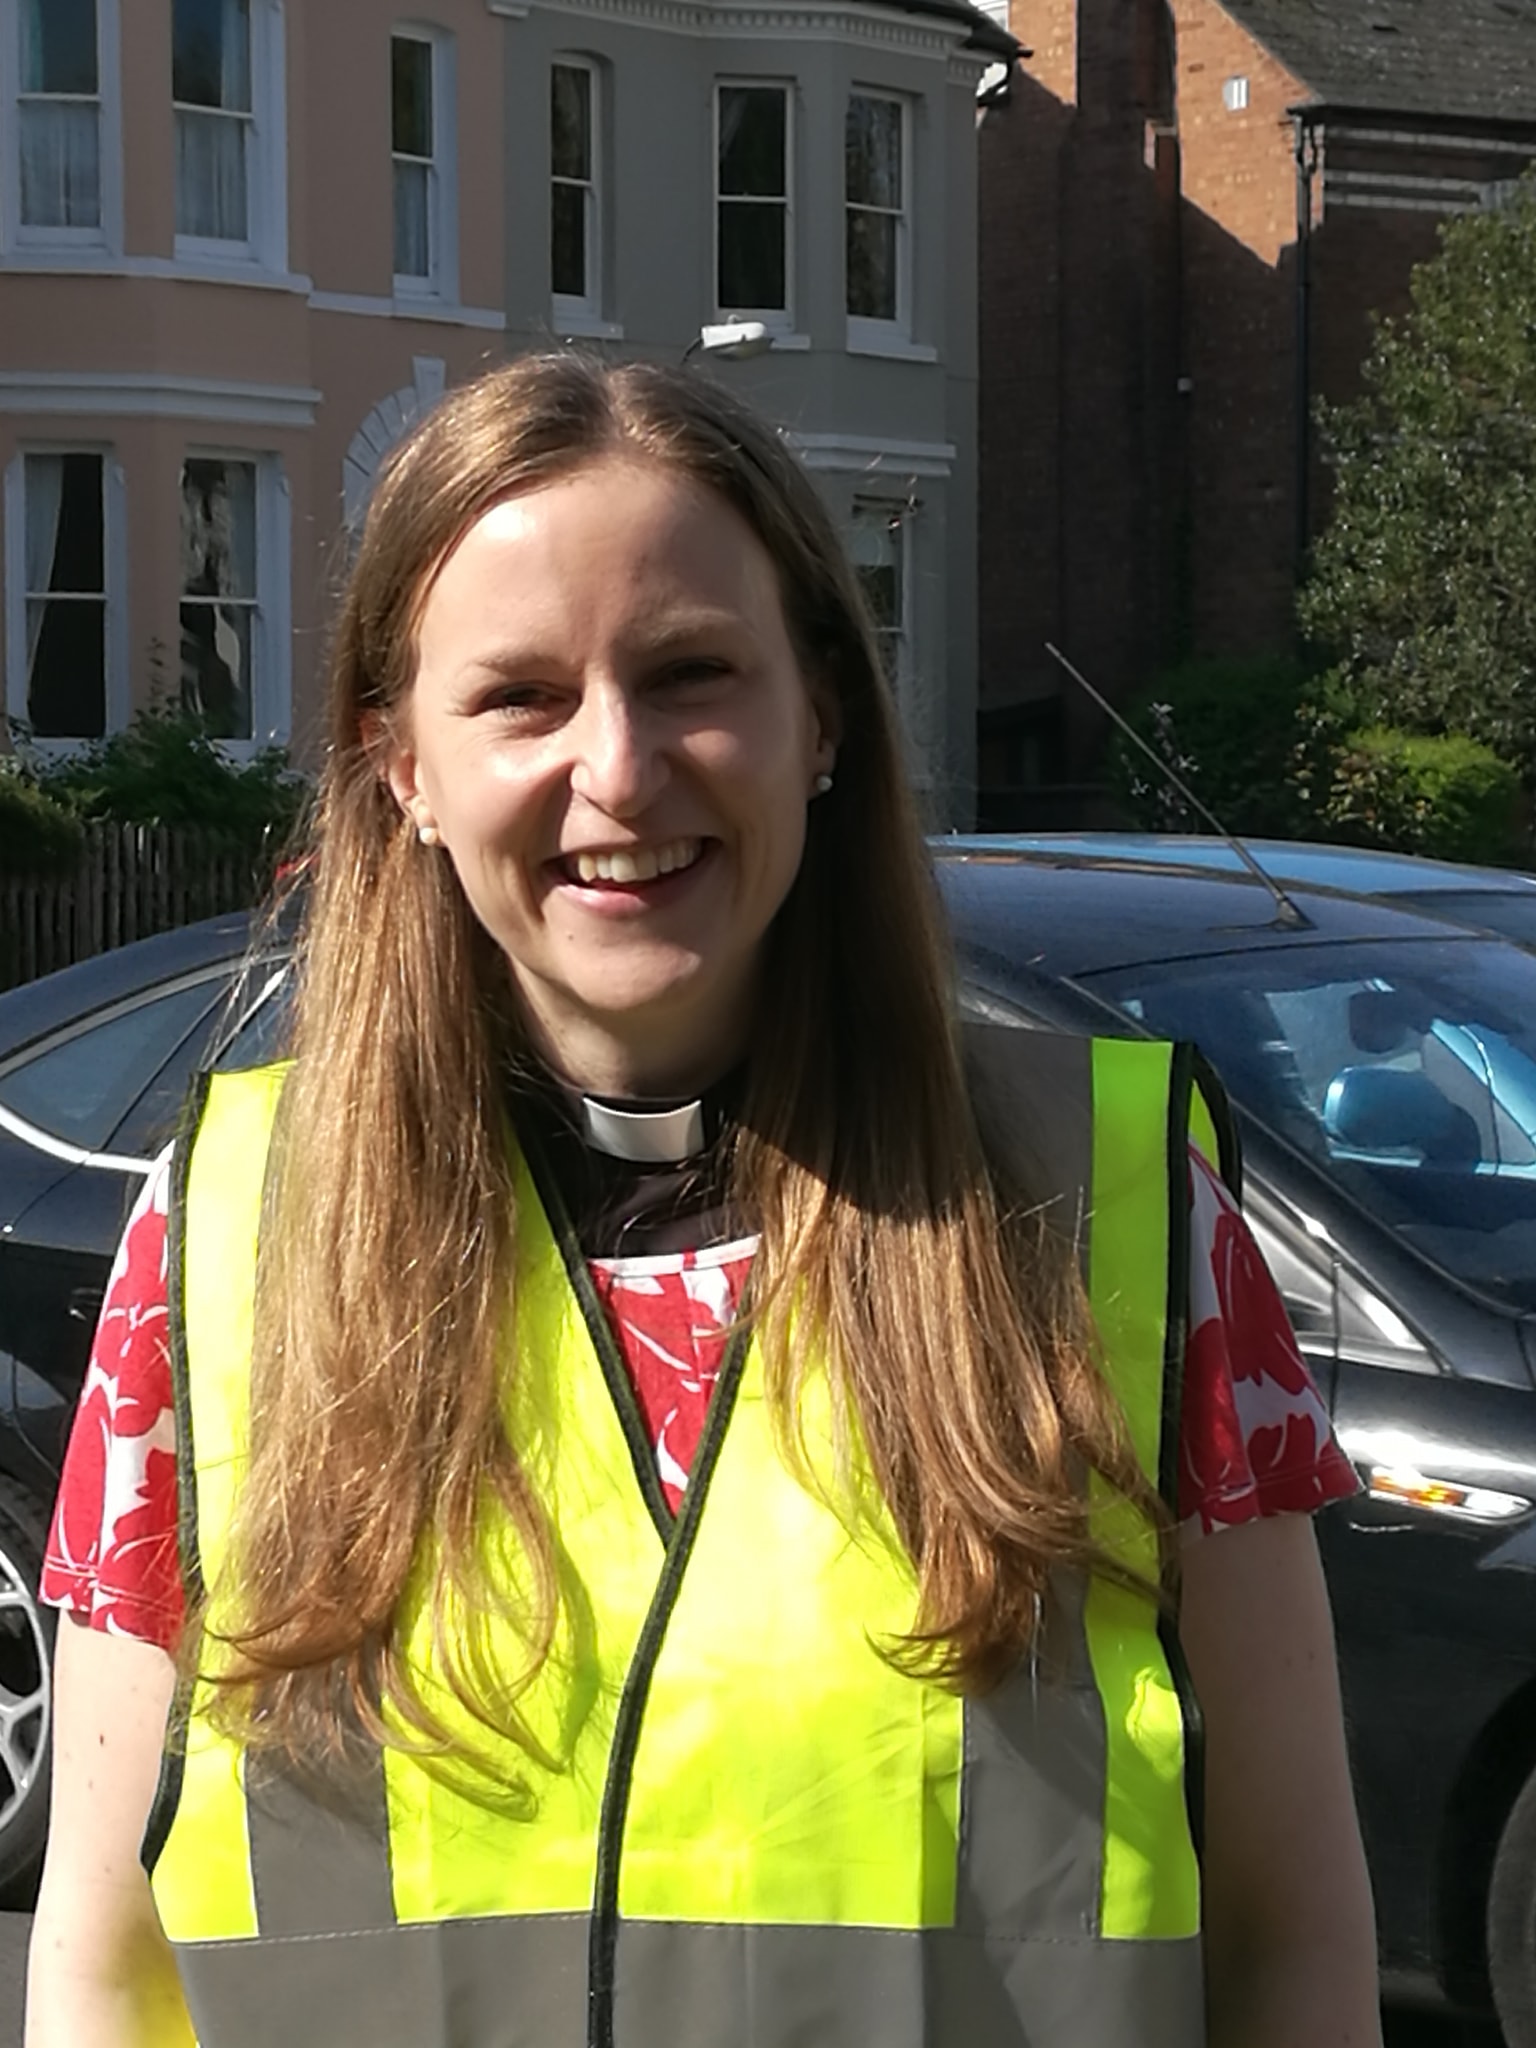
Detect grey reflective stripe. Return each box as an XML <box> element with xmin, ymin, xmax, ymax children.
<box><xmin>962</xmin><ymin>1027</ymin><xmax>1096</xmax><ymax>1272</ymax></box>
<box><xmin>957</xmin><ymin>1566</ymin><xmax>1107</xmax><ymax>1939</ymax></box>
<box><xmin>245</xmin><ymin>1748</ymin><xmax>396</xmax><ymax>1938</ymax></box>
<box><xmin>175</xmin><ymin>1914</ymin><xmax>1203</xmax><ymax>2048</ymax></box>
<box><xmin>176</xmin><ymin>1913</ymin><xmax>591</xmax><ymax>2048</ymax></box>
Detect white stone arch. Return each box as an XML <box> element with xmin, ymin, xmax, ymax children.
<box><xmin>342</xmin><ymin>355</ymin><xmax>447</xmax><ymax>528</ymax></box>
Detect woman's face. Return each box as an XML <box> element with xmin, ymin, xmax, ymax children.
<box><xmin>385</xmin><ymin>456</ymin><xmax>836</xmax><ymax>1096</ymax></box>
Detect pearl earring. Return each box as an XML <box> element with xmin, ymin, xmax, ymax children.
<box><xmin>417</xmin><ymin>822</ymin><xmax>440</xmax><ymax>847</ymax></box>
<box><xmin>813</xmin><ymin>772</ymin><xmax>834</xmax><ymax>797</ymax></box>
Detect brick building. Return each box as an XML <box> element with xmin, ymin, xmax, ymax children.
<box><xmin>975</xmin><ymin>0</ymin><xmax>1536</xmax><ymax>821</ymax></box>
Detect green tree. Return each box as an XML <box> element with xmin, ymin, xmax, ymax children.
<box><xmin>1300</xmin><ymin>170</ymin><xmax>1536</xmax><ymax>783</ymax></box>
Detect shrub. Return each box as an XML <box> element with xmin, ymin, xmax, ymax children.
<box><xmin>1110</xmin><ymin>655</ymin><xmax>1312</xmax><ymax>837</ymax></box>
<box><xmin>38</xmin><ymin>705</ymin><xmax>307</xmax><ymax>854</ymax></box>
<box><xmin>1320</xmin><ymin>728</ymin><xmax>1525</xmax><ymax>866</ymax></box>
<box><xmin>0</xmin><ymin>763</ymin><xmax>84</xmax><ymax>878</ymax></box>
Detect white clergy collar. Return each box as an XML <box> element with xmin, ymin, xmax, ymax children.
<box><xmin>578</xmin><ymin>1094</ymin><xmax>708</xmax><ymax>1165</ymax></box>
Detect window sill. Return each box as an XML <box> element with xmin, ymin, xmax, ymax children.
<box><xmin>170</xmin><ymin>249</ymin><xmax>312</xmax><ymax>292</ymax></box>
<box><xmin>8</xmin><ymin>229</ymin><xmax>116</xmax><ymax>259</ymax></box>
<box><xmin>0</xmin><ymin>250</ymin><xmax>312</xmax><ymax>292</ymax></box>
<box><xmin>553</xmin><ymin>304</ymin><xmax>624</xmax><ymax>340</ymax></box>
<box><xmin>845</xmin><ymin>323</ymin><xmax>937</xmax><ymax>363</ymax></box>
<box><xmin>309</xmin><ymin>288</ymin><xmax>504</xmax><ymax>330</ymax></box>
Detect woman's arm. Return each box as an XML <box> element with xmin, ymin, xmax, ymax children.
<box><xmin>1179</xmin><ymin>1512</ymin><xmax>1381</xmax><ymax>2048</ymax></box>
<box><xmin>26</xmin><ymin>1614</ymin><xmax>196</xmax><ymax>2048</ymax></box>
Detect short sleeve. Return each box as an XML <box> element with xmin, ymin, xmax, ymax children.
<box><xmin>1177</xmin><ymin>1146</ymin><xmax>1359</xmax><ymax>1538</ymax></box>
<box><xmin>40</xmin><ymin>1151</ymin><xmax>185</xmax><ymax>1650</ymax></box>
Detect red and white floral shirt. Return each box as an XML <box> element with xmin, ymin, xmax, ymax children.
<box><xmin>42</xmin><ymin>1147</ymin><xmax>1358</xmax><ymax>1649</ymax></box>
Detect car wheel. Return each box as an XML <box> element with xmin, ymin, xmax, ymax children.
<box><xmin>0</xmin><ymin>1479</ymin><xmax>54</xmax><ymax>1899</ymax></box>
<box><xmin>1490</xmin><ymin>1763</ymin><xmax>1536</xmax><ymax>2048</ymax></box>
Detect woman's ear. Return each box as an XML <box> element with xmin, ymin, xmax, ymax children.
<box><xmin>807</xmin><ymin>674</ymin><xmax>843</xmax><ymax>772</ymax></box>
<box><xmin>360</xmin><ymin>709</ymin><xmax>437</xmax><ymax>840</ymax></box>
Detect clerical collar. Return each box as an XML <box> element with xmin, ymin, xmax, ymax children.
<box><xmin>513</xmin><ymin>1058</ymin><xmax>744</xmax><ymax>1167</ymax></box>
<box><xmin>579</xmin><ymin>1093</ymin><xmax>707</xmax><ymax>1165</ymax></box>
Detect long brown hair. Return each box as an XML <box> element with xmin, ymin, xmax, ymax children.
<box><xmin>204</xmin><ymin>355</ymin><xmax>1156</xmax><ymax>1765</ymax></box>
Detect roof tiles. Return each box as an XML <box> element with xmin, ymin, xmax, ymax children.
<box><xmin>1222</xmin><ymin>0</ymin><xmax>1536</xmax><ymax>122</ymax></box>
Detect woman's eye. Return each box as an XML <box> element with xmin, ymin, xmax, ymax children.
<box><xmin>486</xmin><ymin>684</ymin><xmax>561</xmax><ymax>717</ymax></box>
<box><xmin>661</xmin><ymin>659</ymin><xmax>731</xmax><ymax>689</ymax></box>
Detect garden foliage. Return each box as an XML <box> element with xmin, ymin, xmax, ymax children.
<box><xmin>2</xmin><ymin>706</ymin><xmax>306</xmax><ymax>878</ymax></box>
<box><xmin>1300</xmin><ymin>170</ymin><xmax>1536</xmax><ymax>784</ymax></box>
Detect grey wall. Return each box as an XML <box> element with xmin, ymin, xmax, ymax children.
<box><xmin>497</xmin><ymin>0</ymin><xmax>989</xmax><ymax>823</ymax></box>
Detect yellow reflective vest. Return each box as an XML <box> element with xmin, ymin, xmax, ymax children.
<box><xmin>147</xmin><ymin>1029</ymin><xmax>1229</xmax><ymax>2048</ymax></box>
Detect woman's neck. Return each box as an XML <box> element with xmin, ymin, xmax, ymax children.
<box><xmin>514</xmin><ymin>992</ymin><xmax>752</xmax><ymax>1104</ymax></box>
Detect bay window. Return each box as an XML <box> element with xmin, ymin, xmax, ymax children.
<box><xmin>11</xmin><ymin>451</ymin><xmax>110</xmax><ymax>740</ymax></box>
<box><xmin>851</xmin><ymin>499</ymin><xmax>910</xmax><ymax>691</ymax></box>
<box><xmin>17</xmin><ymin>0</ymin><xmax>100</xmax><ymax>232</ymax></box>
<box><xmin>551</xmin><ymin>59</ymin><xmax>599</xmax><ymax>312</ymax></box>
<box><xmin>173</xmin><ymin>0</ymin><xmax>252</xmax><ymax>246</ymax></box>
<box><xmin>846</xmin><ymin>92</ymin><xmax>907</xmax><ymax>332</ymax></box>
<box><xmin>716</xmin><ymin>82</ymin><xmax>790</xmax><ymax>319</ymax></box>
<box><xmin>392</xmin><ymin>33</ymin><xmax>434</xmax><ymax>285</ymax></box>
<box><xmin>180</xmin><ymin>457</ymin><xmax>256</xmax><ymax>740</ymax></box>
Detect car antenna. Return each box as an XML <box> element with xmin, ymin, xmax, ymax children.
<box><xmin>1043</xmin><ymin>642</ymin><xmax>1313</xmax><ymax>931</ymax></box>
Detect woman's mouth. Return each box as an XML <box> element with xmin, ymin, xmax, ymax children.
<box><xmin>560</xmin><ymin>837</ymin><xmax>706</xmax><ymax>887</ymax></box>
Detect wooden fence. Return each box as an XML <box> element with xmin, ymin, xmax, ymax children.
<box><xmin>0</xmin><ymin>822</ymin><xmax>277</xmax><ymax>991</ymax></box>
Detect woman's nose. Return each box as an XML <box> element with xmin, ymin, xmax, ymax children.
<box><xmin>566</xmin><ymin>684</ymin><xmax>666</xmax><ymax>817</ymax></box>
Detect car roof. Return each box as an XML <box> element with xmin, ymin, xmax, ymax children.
<box><xmin>0</xmin><ymin>912</ymin><xmax>256</xmax><ymax>1064</ymax></box>
<box><xmin>940</xmin><ymin>832</ymin><xmax>1536</xmax><ymax>899</ymax></box>
<box><xmin>932</xmin><ymin>843</ymin><xmax>1501</xmax><ymax>980</ymax></box>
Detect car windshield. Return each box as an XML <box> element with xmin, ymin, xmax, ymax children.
<box><xmin>1083</xmin><ymin>936</ymin><xmax>1536</xmax><ymax>1314</ymax></box>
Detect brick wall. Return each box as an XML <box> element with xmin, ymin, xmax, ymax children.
<box><xmin>978</xmin><ymin>0</ymin><xmax>1536</xmax><ymax>796</ymax></box>
<box><xmin>1174</xmin><ymin>0</ymin><xmax>1307</xmax><ymax>656</ymax></box>
<box><xmin>978</xmin><ymin>0</ymin><xmax>1180</xmax><ymax>772</ymax></box>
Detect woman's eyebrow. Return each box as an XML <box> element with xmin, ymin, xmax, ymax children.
<box><xmin>462</xmin><ymin>612</ymin><xmax>747</xmax><ymax>675</ymax></box>
<box><xmin>628</xmin><ymin>607</ymin><xmax>747</xmax><ymax>650</ymax></box>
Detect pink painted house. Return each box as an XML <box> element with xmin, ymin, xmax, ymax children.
<box><xmin>0</xmin><ymin>0</ymin><xmax>509</xmax><ymax>763</ymax></box>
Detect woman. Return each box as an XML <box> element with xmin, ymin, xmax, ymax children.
<box><xmin>27</xmin><ymin>356</ymin><xmax>1379</xmax><ymax>2048</ymax></box>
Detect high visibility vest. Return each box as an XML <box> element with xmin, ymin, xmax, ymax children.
<box><xmin>147</xmin><ymin>1028</ymin><xmax>1230</xmax><ymax>2048</ymax></box>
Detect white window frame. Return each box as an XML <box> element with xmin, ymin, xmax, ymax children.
<box><xmin>713</xmin><ymin>79</ymin><xmax>794</xmax><ymax>327</ymax></box>
<box><xmin>845</xmin><ymin>90</ymin><xmax>911</xmax><ymax>349</ymax></box>
<box><xmin>391</xmin><ymin>24</ymin><xmax>458</xmax><ymax>303</ymax></box>
<box><xmin>550</xmin><ymin>54</ymin><xmax>601</xmax><ymax>323</ymax></box>
<box><xmin>172</xmin><ymin>0</ymin><xmax>288</xmax><ymax>275</ymax></box>
<box><xmin>177</xmin><ymin>448</ymin><xmax>290</xmax><ymax>752</ymax></box>
<box><xmin>0</xmin><ymin>0</ymin><xmax>123</xmax><ymax>257</ymax></box>
<box><xmin>3</xmin><ymin>443</ymin><xmax>128</xmax><ymax>745</ymax></box>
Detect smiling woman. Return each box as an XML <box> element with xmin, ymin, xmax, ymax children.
<box><xmin>27</xmin><ymin>357</ymin><xmax>1379</xmax><ymax>2048</ymax></box>
<box><xmin>382</xmin><ymin>460</ymin><xmax>833</xmax><ymax>1096</ymax></box>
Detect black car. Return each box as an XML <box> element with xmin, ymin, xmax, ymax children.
<box><xmin>0</xmin><ymin>913</ymin><xmax>286</xmax><ymax>1891</ymax></box>
<box><xmin>938</xmin><ymin>845</ymin><xmax>1536</xmax><ymax>2043</ymax></box>
<box><xmin>0</xmin><ymin>848</ymin><xmax>1534</xmax><ymax>2041</ymax></box>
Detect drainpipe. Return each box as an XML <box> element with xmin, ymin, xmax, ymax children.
<box><xmin>1293</xmin><ymin>109</ymin><xmax>1320</xmax><ymax>580</ymax></box>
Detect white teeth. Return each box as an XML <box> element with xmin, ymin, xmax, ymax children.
<box><xmin>569</xmin><ymin>839</ymin><xmax>701</xmax><ymax>886</ymax></box>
